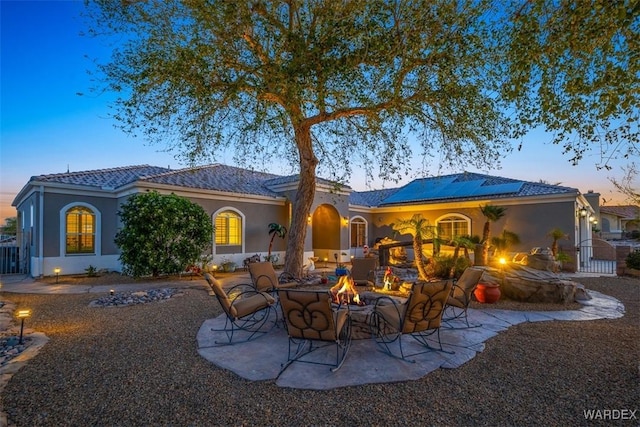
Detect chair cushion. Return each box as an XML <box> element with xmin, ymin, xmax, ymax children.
<box><xmin>446</xmin><ymin>296</ymin><xmax>466</xmax><ymax>309</ymax></box>
<box><xmin>279</xmin><ymin>290</ymin><xmax>338</xmax><ymax>340</ymax></box>
<box><xmin>249</xmin><ymin>262</ymin><xmax>278</xmax><ymax>291</ymax></box>
<box><xmin>375</xmin><ymin>302</ymin><xmax>405</xmax><ymax>331</ymax></box>
<box><xmin>232</xmin><ymin>292</ymin><xmax>274</xmax><ymax>318</ymax></box>
<box><xmin>334</xmin><ymin>308</ymin><xmax>350</xmax><ymax>334</ymax></box>
<box><xmin>403</xmin><ymin>281</ymin><xmax>451</xmax><ymax>333</ymax></box>
<box><xmin>205</xmin><ymin>274</ymin><xmax>237</xmax><ymax>318</ymax></box>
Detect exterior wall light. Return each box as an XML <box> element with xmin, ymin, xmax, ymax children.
<box><xmin>579</xmin><ymin>208</ymin><xmax>588</xmax><ymax>217</ymax></box>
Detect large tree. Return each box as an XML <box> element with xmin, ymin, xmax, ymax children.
<box><xmin>85</xmin><ymin>1</ymin><xmax>639</xmax><ymax>276</ymax></box>
<box><xmin>0</xmin><ymin>217</ymin><xmax>17</xmax><ymax>236</ymax></box>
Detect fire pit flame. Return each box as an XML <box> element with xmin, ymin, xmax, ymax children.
<box><xmin>330</xmin><ymin>275</ymin><xmax>365</xmax><ymax>306</ymax></box>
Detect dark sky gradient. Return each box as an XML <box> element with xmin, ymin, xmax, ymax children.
<box><xmin>0</xmin><ymin>1</ymin><xmax>633</xmax><ymax>221</ymax></box>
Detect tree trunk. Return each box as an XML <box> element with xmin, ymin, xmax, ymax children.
<box><xmin>268</xmin><ymin>235</ymin><xmax>275</xmax><ymax>258</ymax></box>
<box><xmin>413</xmin><ymin>239</ymin><xmax>429</xmax><ymax>280</ymax></box>
<box><xmin>474</xmin><ymin>243</ymin><xmax>485</xmax><ymax>266</ymax></box>
<box><xmin>481</xmin><ymin>221</ymin><xmax>491</xmax><ymax>265</ymax></box>
<box><xmin>284</xmin><ymin>123</ymin><xmax>318</xmax><ymax>278</ymax></box>
<box><xmin>449</xmin><ymin>246</ymin><xmax>461</xmax><ymax>278</ymax></box>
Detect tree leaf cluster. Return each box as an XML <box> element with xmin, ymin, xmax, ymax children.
<box><xmin>114</xmin><ymin>191</ymin><xmax>213</xmax><ymax>277</ymax></box>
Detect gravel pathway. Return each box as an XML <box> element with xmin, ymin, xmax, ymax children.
<box><xmin>0</xmin><ymin>277</ymin><xmax>638</xmax><ymax>426</ymax></box>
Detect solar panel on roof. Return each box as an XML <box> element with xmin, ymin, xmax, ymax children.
<box><xmin>381</xmin><ymin>177</ymin><xmax>524</xmax><ymax>204</ymax></box>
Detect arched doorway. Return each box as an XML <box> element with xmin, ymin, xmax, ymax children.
<box><xmin>311</xmin><ymin>204</ymin><xmax>341</xmax><ymax>263</ymax></box>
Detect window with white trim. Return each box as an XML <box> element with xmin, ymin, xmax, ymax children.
<box><xmin>436</xmin><ymin>214</ymin><xmax>470</xmax><ymax>241</ymax></box>
<box><xmin>66</xmin><ymin>206</ymin><xmax>96</xmax><ymax>254</ymax></box>
<box><xmin>215</xmin><ymin>210</ymin><xmax>242</xmax><ymax>245</ymax></box>
<box><xmin>350</xmin><ymin>217</ymin><xmax>367</xmax><ymax>247</ymax></box>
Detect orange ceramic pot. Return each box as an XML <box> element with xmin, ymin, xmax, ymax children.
<box><xmin>474</xmin><ymin>283</ymin><xmax>501</xmax><ymax>304</ymax></box>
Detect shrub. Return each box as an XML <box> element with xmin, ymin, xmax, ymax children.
<box><xmin>114</xmin><ymin>191</ymin><xmax>213</xmax><ymax>277</ymax></box>
<box><xmin>85</xmin><ymin>265</ymin><xmax>98</xmax><ymax>277</ymax></box>
<box><xmin>626</xmin><ymin>251</ymin><xmax>640</xmax><ymax>270</ymax></box>
<box><xmin>425</xmin><ymin>255</ymin><xmax>472</xmax><ymax>279</ymax></box>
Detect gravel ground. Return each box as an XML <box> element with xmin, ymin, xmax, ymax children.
<box><xmin>1</xmin><ymin>275</ymin><xmax>638</xmax><ymax>426</ymax></box>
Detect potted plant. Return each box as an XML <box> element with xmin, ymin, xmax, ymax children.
<box><xmin>334</xmin><ymin>252</ymin><xmax>349</xmax><ymax>276</ymax></box>
<box><xmin>220</xmin><ymin>257</ymin><xmax>237</xmax><ymax>273</ymax></box>
<box><xmin>474</xmin><ymin>282</ymin><xmax>501</xmax><ymax>303</ymax></box>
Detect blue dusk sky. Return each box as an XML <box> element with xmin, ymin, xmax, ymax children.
<box><xmin>0</xmin><ymin>1</ymin><xmax>635</xmax><ymax>222</ymax></box>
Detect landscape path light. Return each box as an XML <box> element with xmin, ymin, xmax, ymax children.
<box><xmin>17</xmin><ymin>309</ymin><xmax>32</xmax><ymax>344</ymax></box>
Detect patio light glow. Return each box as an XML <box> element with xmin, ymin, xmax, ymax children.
<box><xmin>16</xmin><ymin>309</ymin><xmax>32</xmax><ymax>344</ymax></box>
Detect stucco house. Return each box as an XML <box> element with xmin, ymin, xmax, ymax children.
<box><xmin>11</xmin><ymin>164</ymin><xmax>598</xmax><ymax>278</ymax></box>
<box><xmin>599</xmin><ymin>205</ymin><xmax>640</xmax><ymax>239</ymax></box>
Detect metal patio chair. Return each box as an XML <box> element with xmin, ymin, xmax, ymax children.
<box><xmin>443</xmin><ymin>267</ymin><xmax>485</xmax><ymax>329</ymax></box>
<box><xmin>204</xmin><ymin>273</ymin><xmax>276</xmax><ymax>345</ymax></box>
<box><xmin>369</xmin><ymin>280</ymin><xmax>453</xmax><ymax>362</ymax></box>
<box><xmin>277</xmin><ymin>289</ymin><xmax>352</xmax><ymax>375</ymax></box>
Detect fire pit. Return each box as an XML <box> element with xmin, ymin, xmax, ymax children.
<box><xmin>329</xmin><ymin>276</ymin><xmax>366</xmax><ymax>306</ymax></box>
<box><xmin>328</xmin><ymin>276</ymin><xmax>407</xmax><ymax>339</ymax></box>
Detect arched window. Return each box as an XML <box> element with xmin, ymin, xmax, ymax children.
<box><xmin>350</xmin><ymin>217</ymin><xmax>367</xmax><ymax>248</ymax></box>
<box><xmin>436</xmin><ymin>214</ymin><xmax>471</xmax><ymax>241</ymax></box>
<box><xmin>215</xmin><ymin>210</ymin><xmax>242</xmax><ymax>245</ymax></box>
<box><xmin>66</xmin><ymin>206</ymin><xmax>96</xmax><ymax>254</ymax></box>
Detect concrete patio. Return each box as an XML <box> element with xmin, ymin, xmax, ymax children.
<box><xmin>196</xmin><ymin>287</ymin><xmax>624</xmax><ymax>390</ymax></box>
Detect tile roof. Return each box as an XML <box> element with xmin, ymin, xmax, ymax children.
<box><xmin>140</xmin><ymin>164</ymin><xmax>283</xmax><ymax>197</ymax></box>
<box><xmin>31</xmin><ymin>165</ymin><xmax>172</xmax><ymax>189</ymax></box>
<box><xmin>600</xmin><ymin>205</ymin><xmax>640</xmax><ymax>220</ymax></box>
<box><xmin>349</xmin><ymin>188</ymin><xmax>401</xmax><ymax>207</ymax></box>
<box><xmin>26</xmin><ymin>165</ymin><xmax>580</xmax><ymax>207</ymax></box>
<box><xmin>263</xmin><ymin>174</ymin><xmax>350</xmax><ymax>189</ymax></box>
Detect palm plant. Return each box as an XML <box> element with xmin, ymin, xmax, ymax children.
<box><xmin>547</xmin><ymin>227</ymin><xmax>568</xmax><ymax>258</ymax></box>
<box><xmin>447</xmin><ymin>235</ymin><xmax>476</xmax><ymax>278</ymax></box>
<box><xmin>391</xmin><ymin>214</ymin><xmax>435</xmax><ymax>280</ymax></box>
<box><xmin>490</xmin><ymin>230</ymin><xmax>520</xmax><ymax>258</ymax></box>
<box><xmin>479</xmin><ymin>204</ymin><xmax>507</xmax><ymax>265</ymax></box>
<box><xmin>267</xmin><ymin>223</ymin><xmax>287</xmax><ymax>261</ymax></box>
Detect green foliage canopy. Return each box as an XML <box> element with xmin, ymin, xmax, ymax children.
<box><xmin>114</xmin><ymin>191</ymin><xmax>213</xmax><ymax>277</ymax></box>
<box><xmin>0</xmin><ymin>217</ymin><xmax>17</xmax><ymax>236</ymax></box>
<box><xmin>85</xmin><ymin>0</ymin><xmax>639</xmax><ymax>276</ymax></box>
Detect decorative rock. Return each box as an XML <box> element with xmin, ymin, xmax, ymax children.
<box><xmin>481</xmin><ymin>264</ymin><xmax>589</xmax><ymax>304</ymax></box>
<box><xmin>0</xmin><ymin>335</ymin><xmax>31</xmax><ymax>367</ymax></box>
<box><xmin>90</xmin><ymin>288</ymin><xmax>180</xmax><ymax>307</ymax></box>
<box><xmin>514</xmin><ymin>247</ymin><xmax>560</xmax><ymax>272</ymax></box>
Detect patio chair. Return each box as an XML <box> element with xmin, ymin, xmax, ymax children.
<box><xmin>248</xmin><ymin>261</ymin><xmax>299</xmax><ymax>293</ymax></box>
<box><xmin>442</xmin><ymin>267</ymin><xmax>485</xmax><ymax>329</ymax></box>
<box><xmin>369</xmin><ymin>280</ymin><xmax>453</xmax><ymax>362</ymax></box>
<box><xmin>204</xmin><ymin>273</ymin><xmax>276</xmax><ymax>345</ymax></box>
<box><xmin>277</xmin><ymin>289</ymin><xmax>352</xmax><ymax>374</ymax></box>
<box><xmin>349</xmin><ymin>257</ymin><xmax>377</xmax><ymax>289</ymax></box>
